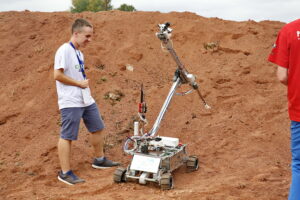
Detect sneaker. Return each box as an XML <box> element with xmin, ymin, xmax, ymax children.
<box><xmin>92</xmin><ymin>157</ymin><xmax>120</xmax><ymax>169</ymax></box>
<box><xmin>57</xmin><ymin>170</ymin><xmax>85</xmax><ymax>185</ymax></box>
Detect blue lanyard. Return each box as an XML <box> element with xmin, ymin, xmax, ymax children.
<box><xmin>69</xmin><ymin>42</ymin><xmax>86</xmax><ymax>79</ymax></box>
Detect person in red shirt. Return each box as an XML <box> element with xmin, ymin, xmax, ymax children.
<box><xmin>268</xmin><ymin>19</ymin><xmax>300</xmax><ymax>200</ymax></box>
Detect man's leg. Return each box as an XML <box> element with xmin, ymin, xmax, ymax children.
<box><xmin>89</xmin><ymin>130</ymin><xmax>104</xmax><ymax>158</ymax></box>
<box><xmin>289</xmin><ymin>120</ymin><xmax>300</xmax><ymax>200</ymax></box>
<box><xmin>82</xmin><ymin>103</ymin><xmax>120</xmax><ymax>168</ymax></box>
<box><xmin>83</xmin><ymin>103</ymin><xmax>105</xmax><ymax>158</ymax></box>
<box><xmin>90</xmin><ymin>129</ymin><xmax>120</xmax><ymax>168</ymax></box>
<box><xmin>57</xmin><ymin>107</ymin><xmax>85</xmax><ymax>185</ymax></box>
<box><xmin>58</xmin><ymin>138</ymin><xmax>72</xmax><ymax>172</ymax></box>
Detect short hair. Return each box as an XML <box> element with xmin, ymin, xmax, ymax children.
<box><xmin>71</xmin><ymin>18</ymin><xmax>93</xmax><ymax>34</ymax></box>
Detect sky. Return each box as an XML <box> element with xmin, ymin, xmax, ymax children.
<box><xmin>0</xmin><ymin>0</ymin><xmax>299</xmax><ymax>23</ymax></box>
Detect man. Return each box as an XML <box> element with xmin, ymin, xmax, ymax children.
<box><xmin>54</xmin><ymin>18</ymin><xmax>119</xmax><ymax>185</ymax></box>
<box><xmin>268</xmin><ymin>19</ymin><xmax>300</xmax><ymax>200</ymax></box>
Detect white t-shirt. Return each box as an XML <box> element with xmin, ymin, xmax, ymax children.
<box><xmin>54</xmin><ymin>43</ymin><xmax>95</xmax><ymax>109</ymax></box>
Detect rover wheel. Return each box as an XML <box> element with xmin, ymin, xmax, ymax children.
<box><xmin>113</xmin><ymin>167</ymin><xmax>127</xmax><ymax>183</ymax></box>
<box><xmin>160</xmin><ymin>173</ymin><xmax>173</xmax><ymax>190</ymax></box>
<box><xmin>186</xmin><ymin>155</ymin><xmax>199</xmax><ymax>172</ymax></box>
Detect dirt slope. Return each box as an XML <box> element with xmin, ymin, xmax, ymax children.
<box><xmin>0</xmin><ymin>10</ymin><xmax>290</xmax><ymax>200</ymax></box>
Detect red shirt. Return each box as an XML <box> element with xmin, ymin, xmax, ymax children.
<box><xmin>268</xmin><ymin>19</ymin><xmax>300</xmax><ymax>121</ymax></box>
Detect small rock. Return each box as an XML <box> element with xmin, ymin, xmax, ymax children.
<box><xmin>29</xmin><ymin>34</ymin><xmax>36</xmax><ymax>40</ymax></box>
<box><xmin>0</xmin><ymin>118</ymin><xmax>6</xmax><ymax>125</ymax></box>
<box><xmin>191</xmin><ymin>113</ymin><xmax>197</xmax><ymax>119</ymax></box>
<box><xmin>126</xmin><ymin>64</ymin><xmax>134</xmax><ymax>72</ymax></box>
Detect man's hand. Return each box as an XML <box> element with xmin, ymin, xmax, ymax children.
<box><xmin>277</xmin><ymin>66</ymin><xmax>288</xmax><ymax>86</ymax></box>
<box><xmin>54</xmin><ymin>69</ymin><xmax>89</xmax><ymax>88</ymax></box>
<box><xmin>77</xmin><ymin>79</ymin><xmax>89</xmax><ymax>88</ymax></box>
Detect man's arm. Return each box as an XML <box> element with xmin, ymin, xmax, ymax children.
<box><xmin>54</xmin><ymin>68</ymin><xmax>89</xmax><ymax>89</ymax></box>
<box><xmin>277</xmin><ymin>66</ymin><xmax>288</xmax><ymax>86</ymax></box>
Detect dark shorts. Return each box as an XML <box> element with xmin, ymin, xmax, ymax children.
<box><xmin>60</xmin><ymin>103</ymin><xmax>105</xmax><ymax>140</ymax></box>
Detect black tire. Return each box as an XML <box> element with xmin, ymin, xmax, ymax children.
<box><xmin>186</xmin><ymin>155</ymin><xmax>199</xmax><ymax>172</ymax></box>
<box><xmin>113</xmin><ymin>167</ymin><xmax>127</xmax><ymax>183</ymax></box>
<box><xmin>160</xmin><ymin>173</ymin><xmax>173</xmax><ymax>190</ymax></box>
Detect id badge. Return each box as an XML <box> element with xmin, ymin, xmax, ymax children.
<box><xmin>82</xmin><ymin>88</ymin><xmax>93</xmax><ymax>104</ymax></box>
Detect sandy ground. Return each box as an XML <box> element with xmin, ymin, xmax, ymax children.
<box><xmin>0</xmin><ymin>10</ymin><xmax>291</xmax><ymax>200</ymax></box>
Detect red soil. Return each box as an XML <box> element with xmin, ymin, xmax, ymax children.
<box><xmin>0</xmin><ymin>10</ymin><xmax>290</xmax><ymax>200</ymax></box>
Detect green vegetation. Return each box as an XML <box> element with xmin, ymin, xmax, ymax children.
<box><xmin>117</xmin><ymin>4</ymin><xmax>136</xmax><ymax>11</ymax></box>
<box><xmin>71</xmin><ymin>0</ymin><xmax>136</xmax><ymax>13</ymax></box>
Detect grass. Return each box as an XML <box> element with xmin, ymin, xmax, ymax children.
<box><xmin>97</xmin><ymin>76</ymin><xmax>107</xmax><ymax>84</ymax></box>
<box><xmin>96</xmin><ymin>64</ymin><xmax>105</xmax><ymax>70</ymax></box>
